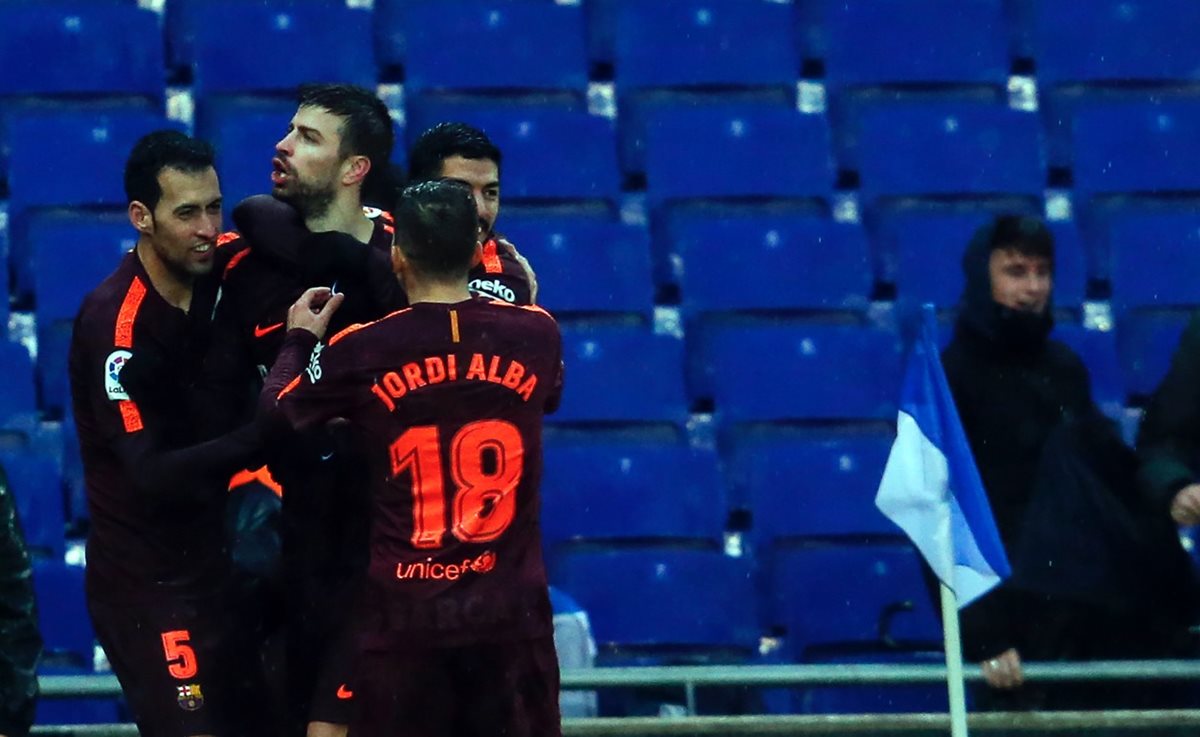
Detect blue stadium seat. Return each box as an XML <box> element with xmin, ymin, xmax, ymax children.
<box><xmin>404</xmin><ymin>0</ymin><xmax>588</xmax><ymax>94</ymax></box>
<box><xmin>1032</xmin><ymin>1</ymin><xmax>1200</xmax><ymax>85</ymax></box>
<box><xmin>541</xmin><ymin>427</ymin><xmax>726</xmax><ymax>549</ymax></box>
<box><xmin>0</xmin><ymin>2</ymin><xmax>162</xmax><ymax>98</ymax></box>
<box><xmin>874</xmin><ymin>201</ymin><xmax>1086</xmax><ymax>310</ymax></box>
<box><xmin>1072</xmin><ymin>96</ymin><xmax>1200</xmax><ymax>197</ymax></box>
<box><xmin>1051</xmin><ymin>323</ymin><xmax>1124</xmax><ymax>414</ymax></box>
<box><xmin>700</xmin><ymin>318</ymin><xmax>903</xmax><ymax>422</ymax></box>
<box><xmin>667</xmin><ymin>203</ymin><xmax>871</xmax><ymax>313</ymax></box>
<box><xmin>1116</xmin><ymin>310</ymin><xmax>1190</xmax><ymax>398</ymax></box>
<box><xmin>1108</xmin><ymin>206</ymin><xmax>1200</xmax><ymax>310</ymax></box>
<box><xmin>36</xmin><ymin>321</ymin><xmax>73</xmax><ymax>417</ymax></box>
<box><xmin>822</xmin><ymin>0</ymin><xmax>1009</xmax><ymax>88</ymax></box>
<box><xmin>644</xmin><ymin>99</ymin><xmax>833</xmax><ymax>205</ymax></box>
<box><xmin>501</xmin><ymin>206</ymin><xmax>653</xmax><ymax>315</ymax></box>
<box><xmin>614</xmin><ymin>0</ymin><xmax>797</xmax><ymax>90</ymax></box>
<box><xmin>31</xmin><ymin>560</ymin><xmax>93</xmax><ymax>665</ymax></box>
<box><xmin>195</xmin><ymin>96</ymin><xmax>297</xmax><ymax>213</ymax></box>
<box><xmin>174</xmin><ymin>0</ymin><xmax>375</xmax><ymax>94</ymax></box>
<box><xmin>1</xmin><ymin>452</ymin><xmax>66</xmax><ymax>559</ymax></box>
<box><xmin>0</xmin><ymin>341</ymin><xmax>36</xmax><ymax>423</ymax></box>
<box><xmin>550</xmin><ymin>548</ymin><xmax>759</xmax><ymax>650</ymax></box>
<box><xmin>768</xmin><ymin>543</ymin><xmax>941</xmax><ymax>658</ymax></box>
<box><xmin>28</xmin><ymin>211</ymin><xmax>133</xmax><ymax>326</ymax></box>
<box><xmin>789</xmin><ymin>650</ymin><xmax>950</xmax><ymax>715</ymax></box>
<box><xmin>726</xmin><ymin>426</ymin><xmax>895</xmax><ymax>547</ymax></box>
<box><xmin>407</xmin><ymin>96</ymin><xmax>619</xmax><ymax>201</ymax></box>
<box><xmin>553</xmin><ymin>319</ymin><xmax>689</xmax><ymax>424</ymax></box>
<box><xmin>5</xmin><ymin>102</ymin><xmax>178</xmax><ymax>217</ymax></box>
<box><xmin>856</xmin><ymin>100</ymin><xmax>1045</xmax><ymax>200</ymax></box>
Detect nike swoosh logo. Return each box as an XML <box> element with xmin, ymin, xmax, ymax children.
<box><xmin>336</xmin><ymin>684</ymin><xmax>354</xmax><ymax>700</ymax></box>
<box><xmin>254</xmin><ymin>322</ymin><xmax>284</xmax><ymax>338</ymax></box>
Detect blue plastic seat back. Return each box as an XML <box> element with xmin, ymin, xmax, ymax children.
<box><xmin>1</xmin><ymin>452</ymin><xmax>66</xmax><ymax>558</ymax></box>
<box><xmin>1073</xmin><ymin>96</ymin><xmax>1200</xmax><ymax>197</ymax></box>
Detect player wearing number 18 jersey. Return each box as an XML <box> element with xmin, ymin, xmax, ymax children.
<box><xmin>261</xmin><ymin>180</ymin><xmax>563</xmax><ymax>737</ymax></box>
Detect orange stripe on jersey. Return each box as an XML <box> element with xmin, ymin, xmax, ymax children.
<box><xmin>118</xmin><ymin>400</ymin><xmax>143</xmax><ymax>433</ymax></box>
<box><xmin>223</xmin><ymin>248</ymin><xmax>251</xmax><ymax>278</ymax></box>
<box><xmin>228</xmin><ymin>465</ymin><xmax>284</xmax><ymax>497</ymax></box>
<box><xmin>114</xmin><ymin>277</ymin><xmax>147</xmax><ymax>349</ymax></box>
<box><xmin>328</xmin><ymin>307</ymin><xmax>414</xmax><ymax>347</ymax></box>
<box><xmin>383</xmin><ymin>223</ymin><xmax>395</xmax><ymax>236</ymax></box>
<box><xmin>480</xmin><ymin>240</ymin><xmax>503</xmax><ymax>274</ymax></box>
<box><xmin>216</xmin><ymin>231</ymin><xmax>240</xmax><ymax>247</ymax></box>
<box><xmin>450</xmin><ymin>310</ymin><xmax>460</xmax><ymax>343</ymax></box>
<box><xmin>277</xmin><ymin>375</ymin><xmax>302</xmax><ymax>400</ymax></box>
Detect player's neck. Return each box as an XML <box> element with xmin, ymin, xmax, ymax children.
<box><xmin>404</xmin><ymin>282</ymin><xmax>472</xmax><ymax>305</ymax></box>
<box><xmin>135</xmin><ymin>241</ymin><xmax>193</xmax><ymax>312</ymax></box>
<box><xmin>306</xmin><ymin>193</ymin><xmax>374</xmax><ymax>243</ymax></box>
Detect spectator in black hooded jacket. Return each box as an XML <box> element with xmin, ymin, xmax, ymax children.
<box><xmin>0</xmin><ymin>465</ymin><xmax>41</xmax><ymax>737</ymax></box>
<box><xmin>942</xmin><ymin>214</ymin><xmax>1197</xmax><ymax>711</ymax></box>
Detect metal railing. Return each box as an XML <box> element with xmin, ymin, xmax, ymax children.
<box><xmin>31</xmin><ymin>661</ymin><xmax>1200</xmax><ymax>736</ymax></box>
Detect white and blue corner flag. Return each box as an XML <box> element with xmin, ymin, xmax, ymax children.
<box><xmin>876</xmin><ymin>305</ymin><xmax>1011</xmax><ymax>608</ymax></box>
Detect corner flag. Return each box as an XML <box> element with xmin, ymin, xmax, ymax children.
<box><xmin>875</xmin><ymin>306</ymin><xmax>1010</xmax><ymax>608</ymax></box>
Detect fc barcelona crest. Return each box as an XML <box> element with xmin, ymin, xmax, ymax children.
<box><xmin>177</xmin><ymin>683</ymin><xmax>204</xmax><ymax>711</ymax></box>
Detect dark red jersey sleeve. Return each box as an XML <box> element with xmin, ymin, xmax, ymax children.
<box><xmin>260</xmin><ymin>327</ymin><xmax>373</xmax><ymax>434</ymax></box>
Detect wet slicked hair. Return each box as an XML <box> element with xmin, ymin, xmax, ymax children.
<box><xmin>298</xmin><ymin>83</ymin><xmax>394</xmax><ymax>174</ymax></box>
<box><xmin>393</xmin><ymin>180</ymin><xmax>479</xmax><ymax>279</ymax></box>
<box><xmin>407</xmin><ymin>122</ymin><xmax>501</xmax><ymax>183</ymax></box>
<box><xmin>124</xmin><ymin>130</ymin><xmax>215</xmax><ymax>209</ymax></box>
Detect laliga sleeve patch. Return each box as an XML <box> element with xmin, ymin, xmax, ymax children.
<box><xmin>104</xmin><ymin>350</ymin><xmax>133</xmax><ymax>400</ymax></box>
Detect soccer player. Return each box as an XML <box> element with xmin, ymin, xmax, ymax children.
<box><xmin>408</xmin><ymin>121</ymin><xmax>538</xmax><ymax>304</ymax></box>
<box><xmin>262</xmin><ymin>179</ymin><xmax>563</xmax><ymax>737</ymax></box>
<box><xmin>68</xmin><ymin>130</ymin><xmax>270</xmax><ymax>737</ymax></box>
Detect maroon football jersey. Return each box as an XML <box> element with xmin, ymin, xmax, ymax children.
<box><xmin>264</xmin><ymin>298</ymin><xmax>562</xmax><ymax>649</ymax></box>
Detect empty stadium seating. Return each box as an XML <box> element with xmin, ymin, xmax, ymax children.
<box><xmin>767</xmin><ymin>543</ymin><xmax>942</xmax><ymax>659</ymax></box>
<box><xmin>551</xmin><ymin>547</ymin><xmax>759</xmax><ymax>651</ymax></box>
<box><xmin>31</xmin><ymin>560</ymin><xmax>92</xmax><ymax>665</ymax></box>
<box><xmin>171</xmin><ymin>0</ymin><xmax>375</xmax><ymax>94</ymax></box>
<box><xmin>1052</xmin><ymin>323</ymin><xmax>1125</xmax><ymax>413</ymax></box>
<box><xmin>553</xmin><ymin>319</ymin><xmax>689</xmax><ymax>424</ymax></box>
<box><xmin>0</xmin><ymin>2</ymin><xmax>162</xmax><ymax>98</ymax></box>
<box><xmin>28</xmin><ymin>211</ymin><xmax>133</xmax><ymax>326</ymax></box>
<box><xmin>668</xmin><ymin>203</ymin><xmax>871</xmax><ymax>313</ymax></box>
<box><xmin>822</xmin><ymin>0</ymin><xmax>1009</xmax><ymax>88</ymax></box>
<box><xmin>1116</xmin><ymin>309</ymin><xmax>1190</xmax><ymax>399</ymax></box>
<box><xmin>194</xmin><ymin>96</ymin><xmax>297</xmax><ymax>212</ymax></box>
<box><xmin>541</xmin><ymin>427</ymin><xmax>726</xmax><ymax>550</ymax></box>
<box><xmin>0</xmin><ymin>340</ymin><xmax>36</xmax><ymax>423</ymax></box>
<box><xmin>1107</xmin><ymin>205</ymin><xmax>1200</xmax><ymax>310</ymax></box>
<box><xmin>403</xmin><ymin>0</ymin><xmax>589</xmax><ymax>94</ymax></box>
<box><xmin>502</xmin><ymin>205</ymin><xmax>653</xmax><ymax>315</ymax></box>
<box><xmin>724</xmin><ymin>425</ymin><xmax>895</xmax><ymax>546</ymax></box>
<box><xmin>698</xmin><ymin>317</ymin><xmax>903</xmax><ymax>422</ymax></box>
<box><xmin>1</xmin><ymin>451</ymin><xmax>66</xmax><ymax>558</ymax></box>
<box><xmin>1071</xmin><ymin>96</ymin><xmax>1200</xmax><ymax>197</ymax></box>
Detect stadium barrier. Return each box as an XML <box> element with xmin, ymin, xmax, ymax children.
<box><xmin>32</xmin><ymin>661</ymin><xmax>1200</xmax><ymax>736</ymax></box>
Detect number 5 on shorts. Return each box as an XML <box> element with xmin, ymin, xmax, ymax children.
<box><xmin>161</xmin><ymin>630</ymin><xmax>198</xmax><ymax>679</ymax></box>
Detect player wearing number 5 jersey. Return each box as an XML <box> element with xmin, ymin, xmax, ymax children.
<box><xmin>261</xmin><ymin>180</ymin><xmax>563</xmax><ymax>737</ymax></box>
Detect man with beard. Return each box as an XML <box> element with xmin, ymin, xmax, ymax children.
<box><xmin>407</xmin><ymin>122</ymin><xmax>537</xmax><ymax>305</ymax></box>
<box><xmin>69</xmin><ymin>131</ymin><xmax>271</xmax><ymax>736</ymax></box>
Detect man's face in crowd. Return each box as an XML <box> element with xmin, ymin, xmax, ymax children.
<box><xmin>989</xmin><ymin>247</ymin><xmax>1052</xmax><ymax>314</ymax></box>
<box><xmin>438</xmin><ymin>155</ymin><xmax>499</xmax><ymax>242</ymax></box>
<box><xmin>145</xmin><ymin>166</ymin><xmax>222</xmax><ymax>279</ymax></box>
<box><xmin>273</xmin><ymin>105</ymin><xmax>347</xmax><ymax>219</ymax></box>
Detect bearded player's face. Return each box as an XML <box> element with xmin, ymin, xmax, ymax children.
<box><xmin>271</xmin><ymin>105</ymin><xmax>346</xmax><ymax>219</ymax></box>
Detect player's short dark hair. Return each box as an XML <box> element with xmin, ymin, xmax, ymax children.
<box><xmin>297</xmin><ymin>82</ymin><xmax>394</xmax><ymax>175</ymax></box>
<box><xmin>393</xmin><ymin>180</ymin><xmax>479</xmax><ymax>280</ymax></box>
<box><xmin>124</xmin><ymin>130</ymin><xmax>215</xmax><ymax>210</ymax></box>
<box><xmin>989</xmin><ymin>214</ymin><xmax>1054</xmax><ymax>265</ymax></box>
<box><xmin>407</xmin><ymin>122</ymin><xmax>502</xmax><ymax>182</ymax></box>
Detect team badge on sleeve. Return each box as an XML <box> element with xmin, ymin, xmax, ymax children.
<box><xmin>176</xmin><ymin>683</ymin><xmax>204</xmax><ymax>711</ymax></box>
<box><xmin>104</xmin><ymin>350</ymin><xmax>133</xmax><ymax>400</ymax></box>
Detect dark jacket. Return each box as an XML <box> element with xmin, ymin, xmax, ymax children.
<box><xmin>0</xmin><ymin>466</ymin><xmax>41</xmax><ymax>737</ymax></box>
<box><xmin>1137</xmin><ymin>313</ymin><xmax>1200</xmax><ymax>511</ymax></box>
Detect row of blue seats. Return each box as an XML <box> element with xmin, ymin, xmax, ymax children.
<box><xmin>3</xmin><ymin>309</ymin><xmax>1194</xmax><ymax>424</ymax></box>
<box><xmin>2</xmin><ymin>0</ymin><xmax>1196</xmax><ymax>96</ymax></box>
<box><xmin>7</xmin><ymin>92</ymin><xmax>1200</xmax><ymax>213</ymax></box>
<box><xmin>13</xmin><ymin>197</ymin><xmax>1200</xmax><ymax>327</ymax></box>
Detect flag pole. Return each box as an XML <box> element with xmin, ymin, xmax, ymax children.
<box><xmin>939</xmin><ymin>581</ymin><xmax>970</xmax><ymax>737</ymax></box>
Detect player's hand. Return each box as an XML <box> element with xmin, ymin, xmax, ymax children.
<box><xmin>498</xmin><ymin>237</ymin><xmax>538</xmax><ymax>304</ymax></box>
<box><xmin>287</xmin><ymin>287</ymin><xmax>344</xmax><ymax>339</ymax></box>
<box><xmin>1171</xmin><ymin>484</ymin><xmax>1200</xmax><ymax>525</ymax></box>
<box><xmin>980</xmin><ymin>648</ymin><xmax>1024</xmax><ymax>690</ymax></box>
